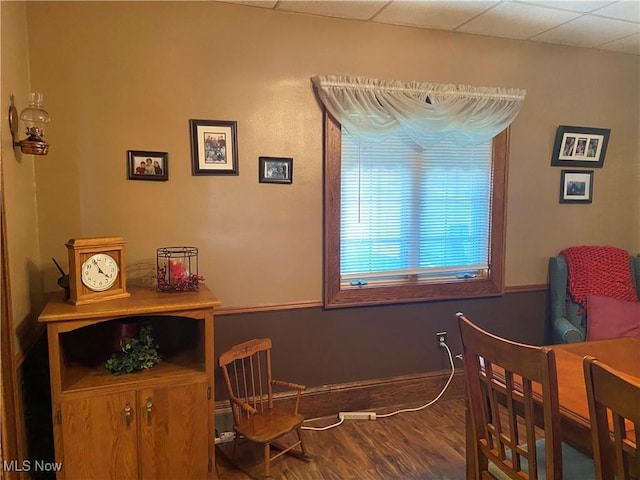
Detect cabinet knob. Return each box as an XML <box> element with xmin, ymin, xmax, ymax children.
<box><xmin>124</xmin><ymin>401</ymin><xmax>132</xmax><ymax>428</ymax></box>
<box><xmin>146</xmin><ymin>397</ymin><xmax>153</xmax><ymax>425</ymax></box>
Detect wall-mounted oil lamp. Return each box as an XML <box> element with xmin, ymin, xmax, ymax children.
<box><xmin>8</xmin><ymin>92</ymin><xmax>51</xmax><ymax>155</ymax></box>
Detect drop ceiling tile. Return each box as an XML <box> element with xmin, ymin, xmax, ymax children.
<box><xmin>220</xmin><ymin>0</ymin><xmax>278</xmax><ymax>8</ymax></box>
<box><xmin>592</xmin><ymin>0</ymin><xmax>640</xmax><ymax>22</ymax></box>
<box><xmin>597</xmin><ymin>32</ymin><xmax>640</xmax><ymax>54</ymax></box>
<box><xmin>532</xmin><ymin>14</ymin><xmax>640</xmax><ymax>47</ymax></box>
<box><xmin>373</xmin><ymin>1</ymin><xmax>497</xmax><ymax>30</ymax></box>
<box><xmin>217</xmin><ymin>0</ymin><xmax>639</xmax><ymax>55</ymax></box>
<box><xmin>276</xmin><ymin>0</ymin><xmax>387</xmax><ymax>21</ymax></box>
<box><xmin>457</xmin><ymin>1</ymin><xmax>581</xmax><ymax>39</ymax></box>
<box><xmin>516</xmin><ymin>1</ymin><xmax>614</xmax><ymax>14</ymax></box>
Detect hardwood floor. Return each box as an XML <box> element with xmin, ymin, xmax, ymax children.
<box><xmin>216</xmin><ymin>397</ymin><xmax>467</xmax><ymax>480</ymax></box>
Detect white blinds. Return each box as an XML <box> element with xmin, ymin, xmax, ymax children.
<box><xmin>340</xmin><ymin>129</ymin><xmax>492</xmax><ymax>282</ymax></box>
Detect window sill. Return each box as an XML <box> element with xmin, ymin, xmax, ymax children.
<box><xmin>325</xmin><ymin>277</ymin><xmax>504</xmax><ymax>308</ymax></box>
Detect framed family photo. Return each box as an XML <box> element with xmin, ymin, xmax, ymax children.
<box><xmin>551</xmin><ymin>125</ymin><xmax>610</xmax><ymax>168</ymax></box>
<box><xmin>259</xmin><ymin>156</ymin><xmax>293</xmax><ymax>184</ymax></box>
<box><xmin>190</xmin><ymin>119</ymin><xmax>239</xmax><ymax>175</ymax></box>
<box><xmin>127</xmin><ymin>150</ymin><xmax>168</xmax><ymax>181</ymax></box>
<box><xmin>559</xmin><ymin>170</ymin><xmax>593</xmax><ymax>204</ymax></box>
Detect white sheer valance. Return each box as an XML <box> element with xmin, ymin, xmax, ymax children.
<box><xmin>311</xmin><ymin>75</ymin><xmax>526</xmax><ymax>147</ymax></box>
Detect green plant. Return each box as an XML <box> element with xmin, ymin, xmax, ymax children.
<box><xmin>106</xmin><ymin>323</ymin><xmax>161</xmax><ymax>375</ymax></box>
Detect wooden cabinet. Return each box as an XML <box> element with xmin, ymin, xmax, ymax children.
<box><xmin>38</xmin><ymin>285</ymin><xmax>220</xmax><ymax>479</ymax></box>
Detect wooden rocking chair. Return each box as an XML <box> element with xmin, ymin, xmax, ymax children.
<box><xmin>218</xmin><ymin>338</ymin><xmax>310</xmax><ymax>478</ymax></box>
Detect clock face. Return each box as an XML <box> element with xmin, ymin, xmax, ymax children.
<box><xmin>81</xmin><ymin>253</ymin><xmax>119</xmax><ymax>292</ymax></box>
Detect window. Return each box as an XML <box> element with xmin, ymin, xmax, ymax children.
<box><xmin>323</xmin><ymin>111</ymin><xmax>509</xmax><ymax>307</ymax></box>
<box><xmin>313</xmin><ymin>75</ymin><xmax>525</xmax><ymax>308</ymax></box>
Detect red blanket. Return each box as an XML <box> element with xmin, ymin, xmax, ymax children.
<box><xmin>561</xmin><ymin>246</ymin><xmax>639</xmax><ymax>309</ymax></box>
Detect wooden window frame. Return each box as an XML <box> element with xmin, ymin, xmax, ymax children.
<box><xmin>323</xmin><ymin>111</ymin><xmax>509</xmax><ymax>308</ymax></box>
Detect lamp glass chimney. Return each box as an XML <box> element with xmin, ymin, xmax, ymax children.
<box><xmin>19</xmin><ymin>92</ymin><xmax>51</xmax><ymax>140</ymax></box>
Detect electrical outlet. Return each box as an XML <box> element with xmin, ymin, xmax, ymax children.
<box><xmin>339</xmin><ymin>411</ymin><xmax>376</xmax><ymax>420</ymax></box>
<box><xmin>436</xmin><ymin>331</ymin><xmax>447</xmax><ymax>348</ymax></box>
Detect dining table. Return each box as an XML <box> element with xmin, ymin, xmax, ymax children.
<box><xmin>549</xmin><ymin>336</ymin><xmax>639</xmax><ymax>455</ymax></box>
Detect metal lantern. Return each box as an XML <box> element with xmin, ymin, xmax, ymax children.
<box><xmin>156</xmin><ymin>246</ymin><xmax>201</xmax><ymax>292</ymax></box>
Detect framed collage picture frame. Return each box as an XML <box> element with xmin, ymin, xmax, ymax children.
<box><xmin>551</xmin><ymin>125</ymin><xmax>610</xmax><ymax>168</ymax></box>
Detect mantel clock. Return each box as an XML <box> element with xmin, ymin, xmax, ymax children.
<box><xmin>66</xmin><ymin>236</ymin><xmax>130</xmax><ymax>305</ymax></box>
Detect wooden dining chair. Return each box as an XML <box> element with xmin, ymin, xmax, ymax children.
<box><xmin>457</xmin><ymin>313</ymin><xmax>594</xmax><ymax>480</ymax></box>
<box><xmin>218</xmin><ymin>338</ymin><xmax>310</xmax><ymax>478</ymax></box>
<box><xmin>583</xmin><ymin>355</ymin><xmax>640</xmax><ymax>480</ymax></box>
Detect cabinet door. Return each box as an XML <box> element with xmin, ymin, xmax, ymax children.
<box><xmin>61</xmin><ymin>392</ymin><xmax>138</xmax><ymax>479</ymax></box>
<box><xmin>138</xmin><ymin>381</ymin><xmax>209</xmax><ymax>480</ymax></box>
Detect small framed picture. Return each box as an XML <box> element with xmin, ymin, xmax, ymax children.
<box><xmin>190</xmin><ymin>119</ymin><xmax>239</xmax><ymax>175</ymax></box>
<box><xmin>560</xmin><ymin>170</ymin><xmax>593</xmax><ymax>204</ymax></box>
<box><xmin>259</xmin><ymin>156</ymin><xmax>293</xmax><ymax>184</ymax></box>
<box><xmin>551</xmin><ymin>125</ymin><xmax>610</xmax><ymax>168</ymax></box>
<box><xmin>127</xmin><ymin>150</ymin><xmax>168</xmax><ymax>181</ymax></box>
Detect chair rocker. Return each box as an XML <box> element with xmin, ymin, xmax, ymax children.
<box><xmin>218</xmin><ymin>338</ymin><xmax>310</xmax><ymax>478</ymax></box>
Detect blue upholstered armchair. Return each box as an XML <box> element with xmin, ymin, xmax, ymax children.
<box><xmin>549</xmin><ymin>254</ymin><xmax>640</xmax><ymax>344</ymax></box>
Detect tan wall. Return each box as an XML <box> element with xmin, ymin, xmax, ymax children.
<box><xmin>22</xmin><ymin>1</ymin><xmax>640</xmax><ymax>308</ymax></box>
<box><xmin>1</xmin><ymin>1</ymin><xmax>45</xmax><ymax>352</ymax></box>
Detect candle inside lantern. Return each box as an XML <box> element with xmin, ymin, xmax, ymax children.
<box><xmin>169</xmin><ymin>259</ymin><xmax>187</xmax><ymax>283</ymax></box>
